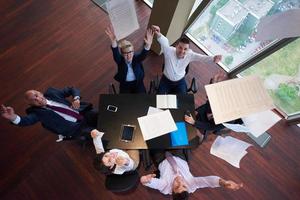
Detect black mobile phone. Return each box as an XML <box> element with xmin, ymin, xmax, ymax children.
<box><xmin>107</xmin><ymin>105</ymin><xmax>118</xmax><ymax>112</ymax></box>
<box><xmin>120</xmin><ymin>125</ymin><xmax>135</xmax><ymax>142</ymax></box>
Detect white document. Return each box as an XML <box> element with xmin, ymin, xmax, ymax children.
<box><xmin>147</xmin><ymin>106</ymin><xmax>163</xmax><ymax>115</ymax></box>
<box><xmin>138</xmin><ymin>110</ymin><xmax>177</xmax><ymax>140</ymax></box>
<box><xmin>222</xmin><ymin>123</ymin><xmax>250</xmax><ymax>133</ymax></box>
<box><xmin>256</xmin><ymin>9</ymin><xmax>300</xmax><ymax>41</ymax></box>
<box><xmin>205</xmin><ymin>76</ymin><xmax>274</xmax><ymax>124</ymax></box>
<box><xmin>156</xmin><ymin>95</ymin><xmax>177</xmax><ymax>109</ymax></box>
<box><xmin>210</xmin><ymin>136</ymin><xmax>252</xmax><ymax>168</ymax></box>
<box><xmin>106</xmin><ymin>0</ymin><xmax>139</xmax><ymax>40</ymax></box>
<box><xmin>242</xmin><ymin>110</ymin><xmax>281</xmax><ymax>137</ymax></box>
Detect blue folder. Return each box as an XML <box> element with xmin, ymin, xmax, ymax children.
<box><xmin>170</xmin><ymin>122</ymin><xmax>188</xmax><ymax>147</ymax></box>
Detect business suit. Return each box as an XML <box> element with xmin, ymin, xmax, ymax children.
<box><xmin>17</xmin><ymin>87</ymin><xmax>95</xmax><ymax>137</ymax></box>
<box><xmin>111</xmin><ymin>46</ymin><xmax>148</xmax><ymax>93</ymax></box>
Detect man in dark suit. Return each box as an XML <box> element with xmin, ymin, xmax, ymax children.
<box><xmin>1</xmin><ymin>87</ymin><xmax>97</xmax><ymax>139</ymax></box>
<box><xmin>105</xmin><ymin>27</ymin><xmax>154</xmax><ymax>93</ymax></box>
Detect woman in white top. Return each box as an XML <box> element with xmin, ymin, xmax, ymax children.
<box><xmin>91</xmin><ymin>129</ymin><xmax>139</xmax><ymax>175</ymax></box>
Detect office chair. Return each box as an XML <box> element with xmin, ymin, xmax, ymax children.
<box><xmin>105</xmin><ymin>170</ymin><xmax>139</xmax><ymax>193</ymax></box>
<box><xmin>108</xmin><ymin>83</ymin><xmax>117</xmax><ymax>94</ymax></box>
<box><xmin>187</xmin><ymin>77</ymin><xmax>198</xmax><ymax>94</ymax></box>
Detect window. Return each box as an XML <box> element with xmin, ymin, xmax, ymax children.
<box><xmin>186</xmin><ymin>0</ymin><xmax>300</xmax><ymax>71</ymax></box>
<box><xmin>240</xmin><ymin>38</ymin><xmax>300</xmax><ymax>117</ymax></box>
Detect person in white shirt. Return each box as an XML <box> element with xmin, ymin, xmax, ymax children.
<box><xmin>151</xmin><ymin>25</ymin><xmax>222</xmax><ymax>94</ymax></box>
<box><xmin>140</xmin><ymin>150</ymin><xmax>243</xmax><ymax>200</ymax></box>
<box><xmin>91</xmin><ymin>129</ymin><xmax>139</xmax><ymax>175</ymax></box>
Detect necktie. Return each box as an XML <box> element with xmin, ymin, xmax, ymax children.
<box><xmin>46</xmin><ymin>104</ymin><xmax>83</xmax><ymax>121</ymax></box>
<box><xmin>165</xmin><ymin>152</ymin><xmax>179</xmax><ymax>174</ymax></box>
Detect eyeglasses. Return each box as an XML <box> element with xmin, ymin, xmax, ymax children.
<box><xmin>122</xmin><ymin>51</ymin><xmax>133</xmax><ymax>55</ymax></box>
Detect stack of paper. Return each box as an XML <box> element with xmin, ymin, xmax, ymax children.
<box><xmin>210</xmin><ymin>136</ymin><xmax>252</xmax><ymax>168</ymax></box>
<box><xmin>156</xmin><ymin>95</ymin><xmax>177</xmax><ymax>109</ymax></box>
<box><xmin>138</xmin><ymin>110</ymin><xmax>177</xmax><ymax>141</ymax></box>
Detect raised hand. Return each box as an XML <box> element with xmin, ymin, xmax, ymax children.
<box><xmin>220</xmin><ymin>179</ymin><xmax>243</xmax><ymax>191</ymax></box>
<box><xmin>105</xmin><ymin>26</ymin><xmax>117</xmax><ymax>42</ymax></box>
<box><xmin>1</xmin><ymin>104</ymin><xmax>17</xmax><ymax>121</ymax></box>
<box><xmin>140</xmin><ymin>174</ymin><xmax>156</xmax><ymax>184</ymax></box>
<box><xmin>213</xmin><ymin>55</ymin><xmax>222</xmax><ymax>63</ymax></box>
<box><xmin>184</xmin><ymin>115</ymin><xmax>195</xmax><ymax>125</ymax></box>
<box><xmin>144</xmin><ymin>28</ymin><xmax>154</xmax><ymax>49</ymax></box>
<box><xmin>115</xmin><ymin>156</ymin><xmax>127</xmax><ymax>166</ymax></box>
<box><xmin>71</xmin><ymin>99</ymin><xmax>80</xmax><ymax>110</ymax></box>
<box><xmin>151</xmin><ymin>25</ymin><xmax>161</xmax><ymax>36</ymax></box>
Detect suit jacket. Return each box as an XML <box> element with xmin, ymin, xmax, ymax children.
<box><xmin>111</xmin><ymin>46</ymin><xmax>148</xmax><ymax>83</ymax></box>
<box><xmin>17</xmin><ymin>87</ymin><xmax>92</xmax><ymax>136</ymax></box>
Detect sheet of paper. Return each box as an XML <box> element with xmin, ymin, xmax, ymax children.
<box><xmin>138</xmin><ymin>110</ymin><xmax>177</xmax><ymax>140</ymax></box>
<box><xmin>106</xmin><ymin>0</ymin><xmax>139</xmax><ymax>40</ymax></box>
<box><xmin>256</xmin><ymin>9</ymin><xmax>300</xmax><ymax>41</ymax></box>
<box><xmin>147</xmin><ymin>106</ymin><xmax>163</xmax><ymax>115</ymax></box>
<box><xmin>222</xmin><ymin>123</ymin><xmax>250</xmax><ymax>133</ymax></box>
<box><xmin>156</xmin><ymin>95</ymin><xmax>177</xmax><ymax>109</ymax></box>
<box><xmin>242</xmin><ymin>110</ymin><xmax>281</xmax><ymax>137</ymax></box>
<box><xmin>210</xmin><ymin>136</ymin><xmax>252</xmax><ymax>168</ymax></box>
<box><xmin>205</xmin><ymin>76</ymin><xmax>274</xmax><ymax>124</ymax></box>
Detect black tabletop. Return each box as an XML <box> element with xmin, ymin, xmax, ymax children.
<box><xmin>97</xmin><ymin>94</ymin><xmax>199</xmax><ymax>149</ymax></box>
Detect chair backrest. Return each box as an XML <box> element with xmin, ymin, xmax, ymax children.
<box><xmin>187</xmin><ymin>77</ymin><xmax>198</xmax><ymax>94</ymax></box>
<box><xmin>108</xmin><ymin>83</ymin><xmax>117</xmax><ymax>94</ymax></box>
<box><xmin>105</xmin><ymin>170</ymin><xmax>139</xmax><ymax>193</ymax></box>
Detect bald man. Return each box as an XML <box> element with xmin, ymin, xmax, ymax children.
<box><xmin>1</xmin><ymin>87</ymin><xmax>97</xmax><ymax>139</ymax></box>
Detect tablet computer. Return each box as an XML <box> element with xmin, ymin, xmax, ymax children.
<box><xmin>120</xmin><ymin>124</ymin><xmax>135</xmax><ymax>142</ymax></box>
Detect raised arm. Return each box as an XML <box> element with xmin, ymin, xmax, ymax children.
<box><xmin>91</xmin><ymin>129</ymin><xmax>105</xmax><ymax>154</ymax></box>
<box><xmin>141</xmin><ymin>173</ymin><xmax>168</xmax><ymax>191</ymax></box>
<box><xmin>1</xmin><ymin>104</ymin><xmax>39</xmax><ymax>126</ymax></box>
<box><xmin>192</xmin><ymin>176</ymin><xmax>243</xmax><ymax>191</ymax></box>
<box><xmin>105</xmin><ymin>26</ymin><xmax>117</xmax><ymax>48</ymax></box>
<box><xmin>151</xmin><ymin>25</ymin><xmax>170</xmax><ymax>52</ymax></box>
<box><xmin>144</xmin><ymin>28</ymin><xmax>154</xmax><ymax>50</ymax></box>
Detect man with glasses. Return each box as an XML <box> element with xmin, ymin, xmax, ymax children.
<box><xmin>105</xmin><ymin>27</ymin><xmax>154</xmax><ymax>93</ymax></box>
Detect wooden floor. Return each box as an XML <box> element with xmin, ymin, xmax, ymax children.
<box><xmin>0</xmin><ymin>1</ymin><xmax>299</xmax><ymax>199</ymax></box>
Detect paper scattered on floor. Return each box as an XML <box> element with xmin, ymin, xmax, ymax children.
<box><xmin>222</xmin><ymin>123</ymin><xmax>250</xmax><ymax>133</ymax></box>
<box><xmin>210</xmin><ymin>136</ymin><xmax>252</xmax><ymax>168</ymax></box>
<box><xmin>106</xmin><ymin>0</ymin><xmax>139</xmax><ymax>40</ymax></box>
<box><xmin>242</xmin><ymin>110</ymin><xmax>281</xmax><ymax>137</ymax></box>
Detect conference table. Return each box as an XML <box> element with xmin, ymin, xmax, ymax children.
<box><xmin>97</xmin><ymin>94</ymin><xmax>199</xmax><ymax>149</ymax></box>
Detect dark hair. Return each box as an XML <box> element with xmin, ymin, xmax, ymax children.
<box><xmin>178</xmin><ymin>37</ymin><xmax>190</xmax><ymax>45</ymax></box>
<box><xmin>172</xmin><ymin>191</ymin><xmax>189</xmax><ymax>200</ymax></box>
<box><xmin>93</xmin><ymin>153</ymin><xmax>116</xmax><ymax>175</ymax></box>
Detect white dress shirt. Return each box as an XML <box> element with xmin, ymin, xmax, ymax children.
<box><xmin>125</xmin><ymin>62</ymin><xmax>136</xmax><ymax>81</ymax></box>
<box><xmin>157</xmin><ymin>34</ymin><xmax>214</xmax><ymax>81</ymax></box>
<box><xmin>145</xmin><ymin>156</ymin><xmax>220</xmax><ymax>195</ymax></box>
<box><xmin>92</xmin><ymin>133</ymin><xmax>135</xmax><ymax>175</ymax></box>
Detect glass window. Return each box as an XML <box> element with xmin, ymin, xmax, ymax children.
<box><xmin>240</xmin><ymin>38</ymin><xmax>300</xmax><ymax>117</ymax></box>
<box><xmin>143</xmin><ymin>0</ymin><xmax>154</xmax><ymax>8</ymax></box>
<box><xmin>186</xmin><ymin>0</ymin><xmax>300</xmax><ymax>71</ymax></box>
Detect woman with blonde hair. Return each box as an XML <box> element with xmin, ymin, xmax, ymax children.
<box><xmin>105</xmin><ymin>27</ymin><xmax>154</xmax><ymax>93</ymax></box>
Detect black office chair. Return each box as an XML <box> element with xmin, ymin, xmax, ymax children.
<box><xmin>105</xmin><ymin>170</ymin><xmax>139</xmax><ymax>193</ymax></box>
<box><xmin>187</xmin><ymin>77</ymin><xmax>198</xmax><ymax>94</ymax></box>
<box><xmin>108</xmin><ymin>83</ymin><xmax>117</xmax><ymax>94</ymax></box>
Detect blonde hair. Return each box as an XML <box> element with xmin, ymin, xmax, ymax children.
<box><xmin>118</xmin><ymin>40</ymin><xmax>134</xmax><ymax>52</ymax></box>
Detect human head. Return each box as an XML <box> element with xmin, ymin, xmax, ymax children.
<box><xmin>175</xmin><ymin>37</ymin><xmax>190</xmax><ymax>59</ymax></box>
<box><xmin>119</xmin><ymin>40</ymin><xmax>134</xmax><ymax>63</ymax></box>
<box><xmin>172</xmin><ymin>175</ymin><xmax>189</xmax><ymax>200</ymax></box>
<box><xmin>25</xmin><ymin>90</ymin><xmax>47</xmax><ymax>107</ymax></box>
<box><xmin>210</xmin><ymin>72</ymin><xmax>228</xmax><ymax>84</ymax></box>
<box><xmin>93</xmin><ymin>153</ymin><xmax>116</xmax><ymax>175</ymax></box>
